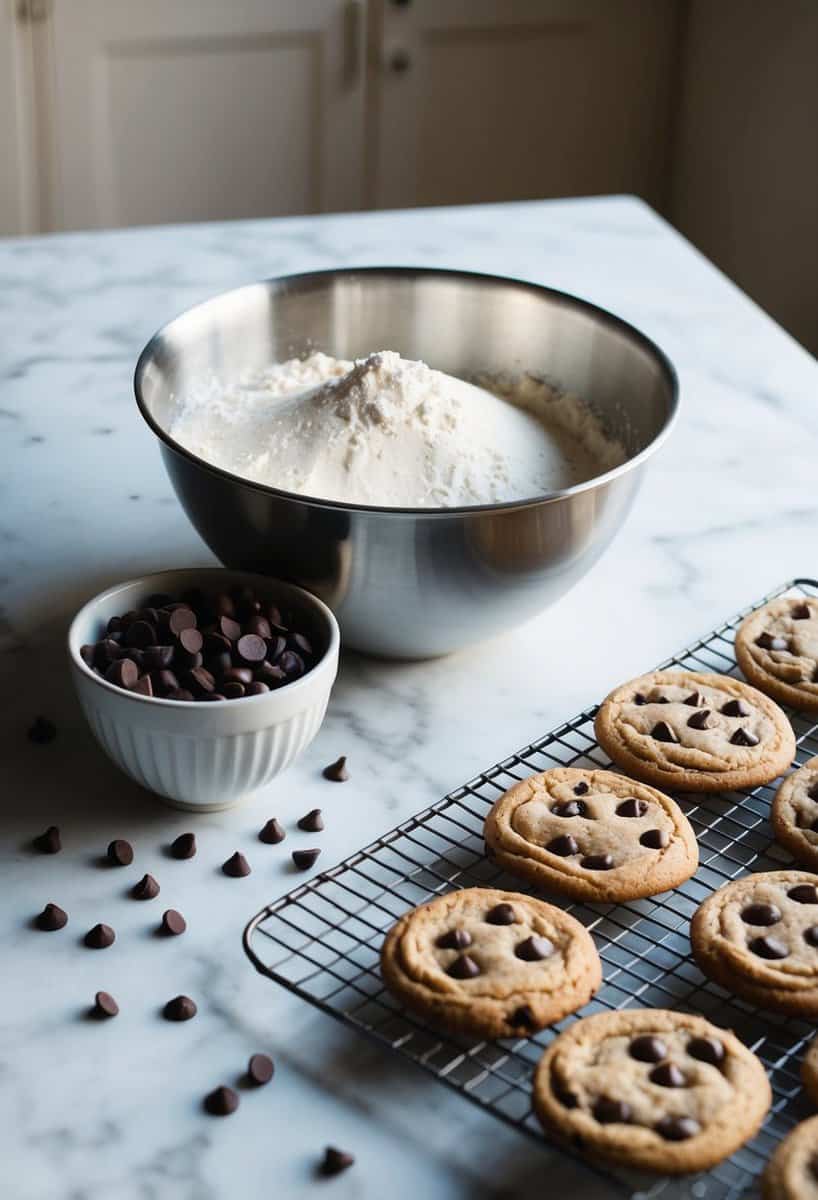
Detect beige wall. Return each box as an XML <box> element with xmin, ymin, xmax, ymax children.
<box><xmin>670</xmin><ymin>0</ymin><xmax>818</xmax><ymax>353</ymax></box>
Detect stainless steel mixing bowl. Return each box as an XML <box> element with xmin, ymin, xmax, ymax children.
<box><xmin>135</xmin><ymin>268</ymin><xmax>678</xmax><ymax>658</ymax></box>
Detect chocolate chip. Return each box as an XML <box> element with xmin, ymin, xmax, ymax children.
<box><xmin>223</xmin><ymin>851</ymin><xmax>251</xmax><ymax>877</ymax></box>
<box><xmin>510</xmin><ymin>1005</ymin><xmax>536</xmax><ymax>1029</ymax></box>
<box><xmin>552</xmin><ymin>800</ymin><xmax>587</xmax><ymax>818</ymax></box>
<box><xmin>629</xmin><ymin>1035</ymin><xmax>667</xmax><ymax>1063</ymax></box>
<box><xmin>247</xmin><ymin>1053</ymin><xmax>274</xmax><ymax>1086</ymax></box>
<box><xmin>125</xmin><ymin>619</ymin><xmax>156</xmax><ymax>649</ymax></box>
<box><xmin>236</xmin><ymin>633</ymin><xmax>267</xmax><ymax>665</ymax></box>
<box><xmin>244</xmin><ymin>615</ymin><xmax>272</xmax><ymax>639</ymax></box>
<box><xmin>448</xmin><ymin>954</ymin><xmax>481</xmax><ymax>978</ymax></box>
<box><xmin>132</xmin><ymin>873</ymin><xmax>160</xmax><ymax>900</ymax></box>
<box><xmin>593</xmin><ymin>1097</ymin><xmax>632</xmax><ymax>1124</ymax></box>
<box><xmin>292</xmin><ymin>848</ymin><xmax>320</xmax><ymax>871</ymax></box>
<box><xmin>650</xmin><ymin>1062</ymin><xmax>687</xmax><ymax>1087</ymax></box>
<box><xmin>151</xmin><ymin>668</ymin><xmax>179</xmax><ymax>696</ymax></box>
<box><xmin>640</xmin><ymin>829</ymin><xmax>670</xmax><ymax>849</ymax></box>
<box><xmin>756</xmin><ymin>632</ymin><xmax>789</xmax><ymax>651</ymax></box>
<box><xmin>792</xmin><ymin>603</ymin><xmax>811</xmax><ymax>619</ymax></box>
<box><xmin>177</xmin><ymin>627</ymin><xmax>203</xmax><ymax>658</ymax></box>
<box><xmin>184</xmin><ymin>666</ymin><xmax>215</xmax><ymax>695</ymax></box>
<box><xmin>36</xmin><ymin>902</ymin><xmax>67</xmax><ymax>931</ymax></box>
<box><xmin>105</xmin><ymin>658</ymin><xmax>139</xmax><ymax>689</ymax></box>
<box><xmin>166</xmin><ymin>688</ymin><xmax>194</xmax><ymax>701</ymax></box>
<box><xmin>170</xmin><ymin>832</ymin><xmax>196</xmax><ymax>860</ymax></box>
<box><xmin>80</xmin><ymin>644</ymin><xmax>95</xmax><ymax>667</ymax></box>
<box><xmin>164</xmin><ymin>995</ymin><xmax>197</xmax><ymax>1021</ymax></box>
<box><xmin>547</xmin><ymin>835</ymin><xmax>579</xmax><ymax>856</ymax></box>
<box><xmin>279</xmin><ymin>650</ymin><xmax>306</xmax><ymax>678</ymax></box>
<box><xmin>805</xmin><ymin>926</ymin><xmax>818</xmax><ymax>947</ymax></box>
<box><xmin>437</xmin><ymin>928</ymin><xmax>472</xmax><ymax>950</ymax></box>
<box><xmin>93</xmin><ymin>991</ymin><xmax>119</xmax><ymax>1018</ymax></box>
<box><xmin>651</xmin><ymin>721</ymin><xmax>678</xmax><ymax>743</ymax></box>
<box><xmin>204</xmin><ymin>1085</ymin><xmax>239</xmax><ymax>1116</ymax></box>
<box><xmin>721</xmin><ymin>699</ymin><xmax>750</xmax><ymax>717</ymax></box>
<box><xmin>553</xmin><ymin>1083</ymin><xmax>578</xmax><ymax>1108</ymax></box>
<box><xmin>730</xmin><ymin>727</ymin><xmax>760</xmax><ymax>746</ymax></box>
<box><xmin>749</xmin><ymin>935</ymin><xmax>789</xmax><ymax>959</ymax></box>
<box><xmin>212</xmin><ymin>592</ymin><xmax>235</xmax><ymax>618</ymax></box>
<box><xmin>245</xmin><ymin>681</ymin><xmax>269</xmax><ymax>696</ymax></box>
<box><xmin>485</xmin><ymin>902</ymin><xmax>517</xmax><ymax>925</ymax></box>
<box><xmin>687</xmin><ymin>709</ymin><xmax>712</xmax><ymax>730</ymax></box>
<box><xmin>160</xmin><ymin>909</ymin><xmax>186</xmax><ymax>936</ymax></box>
<box><xmin>85</xmin><ymin>923</ymin><xmax>115</xmax><ymax>949</ymax></box>
<box><xmin>580</xmin><ymin>854</ymin><xmax>614</xmax><ymax>870</ymax></box>
<box><xmin>810</xmin><ymin>784</ymin><xmax>818</xmax><ymax>801</ymax></box>
<box><xmin>323</xmin><ymin>756</ymin><xmax>349</xmax><ymax>782</ymax></box>
<box><xmin>298</xmin><ymin>808</ymin><xmax>324</xmax><ymax>833</ymax></box>
<box><xmin>320</xmin><ymin>1147</ymin><xmax>354</xmax><ymax>1176</ymax></box>
<box><xmin>633</xmin><ymin>693</ymin><xmax>647</xmax><ymax>705</ymax></box>
<box><xmin>168</xmin><ymin>607</ymin><xmax>197</xmax><ymax>637</ymax></box>
<box><xmin>222</xmin><ymin>681</ymin><xmax>245</xmax><ymax>699</ymax></box>
<box><xmin>259</xmin><ymin>818</ymin><xmax>285</xmax><ymax>845</ymax></box>
<box><xmin>656</xmin><ymin>1115</ymin><xmax>700</xmax><ymax>1141</ymax></box>
<box><xmin>683</xmin><ymin>691</ymin><xmax>703</xmax><ymax>706</ymax></box>
<box><xmin>290</xmin><ymin>632</ymin><xmax>313</xmax><ymax>658</ymax></box>
<box><xmin>515</xmin><ymin>935</ymin><xmax>554</xmax><ymax>961</ymax></box>
<box><xmin>789</xmin><ymin>884</ymin><xmax>818</xmax><ymax>904</ymax></box>
<box><xmin>223</xmin><ymin>666</ymin><xmax>253</xmax><ymax>685</ymax></box>
<box><xmin>255</xmin><ymin>661</ymin><xmax>286</xmax><ymax>688</ymax></box>
<box><xmin>145</xmin><ymin>592</ymin><xmax>174</xmax><ymax>610</ymax></box>
<box><xmin>741</xmin><ymin>902</ymin><xmax>781</xmax><ymax>926</ymax></box>
<box><xmin>687</xmin><ymin>1036</ymin><xmax>725</xmax><ymax>1066</ymax></box>
<box><xmin>107</xmin><ymin>838</ymin><xmax>133</xmax><ymax>867</ymax></box>
<box><xmin>131</xmin><ymin>675</ymin><xmax>153</xmax><ymax>696</ymax></box>
<box><xmin>573</xmin><ymin>781</ymin><xmax>589</xmax><ymax>795</ymax></box>
<box><xmin>33</xmin><ymin>825</ymin><xmax>61</xmax><ymax>854</ymax></box>
<box><xmin>616</xmin><ymin>798</ymin><xmax>648</xmax><ymax>818</ymax></box>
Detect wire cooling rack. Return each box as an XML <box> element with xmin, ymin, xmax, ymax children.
<box><xmin>244</xmin><ymin>578</ymin><xmax>818</xmax><ymax>1200</ymax></box>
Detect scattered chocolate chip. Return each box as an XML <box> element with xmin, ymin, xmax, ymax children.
<box><xmin>687</xmin><ymin>1036</ymin><xmax>725</xmax><ymax>1066</ymax></box>
<box><xmin>656</xmin><ymin>1115</ymin><xmax>700</xmax><ymax>1141</ymax></box>
<box><xmin>683</xmin><ymin>691</ymin><xmax>703</xmax><ymax>706</ymax></box>
<box><xmin>85</xmin><ymin>923</ymin><xmax>115</xmax><ymax>949</ymax></box>
<box><xmin>687</xmin><ymin>709</ymin><xmax>712</xmax><ymax>730</ymax></box>
<box><xmin>223</xmin><ymin>851</ymin><xmax>251</xmax><ymax>878</ymax></box>
<box><xmin>593</xmin><ymin>1097</ymin><xmax>632</xmax><ymax>1124</ymax></box>
<box><xmin>515</xmin><ymin>935</ymin><xmax>554</xmax><ymax>962</ymax></box>
<box><xmin>792</xmin><ymin>603</ymin><xmax>811</xmax><ymax>620</ymax></box>
<box><xmin>640</xmin><ymin>829</ymin><xmax>670</xmax><ymax>850</ymax></box>
<box><xmin>485</xmin><ymin>902</ymin><xmax>517</xmax><ymax>925</ymax></box>
<box><xmin>616</xmin><ymin>798</ymin><xmax>649</xmax><ymax>818</ymax></box>
<box><xmin>749</xmin><ymin>935</ymin><xmax>789</xmax><ymax>959</ymax></box>
<box><xmin>510</xmin><ymin>1005</ymin><xmax>536</xmax><ymax>1029</ymax></box>
<box><xmin>651</xmin><ymin>721</ymin><xmax>678</xmax><ymax>743</ymax></box>
<box><xmin>132</xmin><ymin>873</ymin><xmax>160</xmax><ymax>900</ymax></box>
<box><xmin>448</xmin><ymin>954</ymin><xmax>481</xmax><ymax>978</ymax></box>
<box><xmin>292</xmin><ymin>848</ymin><xmax>320</xmax><ymax>871</ymax></box>
<box><xmin>28</xmin><ymin>716</ymin><xmax>57</xmax><ymax>744</ymax></box>
<box><xmin>36</xmin><ymin>902</ymin><xmax>67</xmax><ymax>931</ymax></box>
<box><xmin>629</xmin><ymin>1035</ymin><xmax>667</xmax><ymax>1063</ymax></box>
<box><xmin>741</xmin><ymin>902</ymin><xmax>781</xmax><ymax>926</ymax></box>
<box><xmin>323</xmin><ymin>756</ymin><xmax>349</xmax><ymax>782</ymax></box>
<box><xmin>805</xmin><ymin>926</ymin><xmax>818</xmax><ymax>947</ymax></box>
<box><xmin>650</xmin><ymin>1062</ymin><xmax>687</xmax><ymax>1088</ymax></box>
<box><xmin>552</xmin><ymin>800</ymin><xmax>587</xmax><ymax>818</ymax></box>
<box><xmin>247</xmin><ymin>1053</ymin><xmax>275</xmax><ymax>1086</ymax></box>
<box><xmin>721</xmin><ymin>699</ymin><xmax>750</xmax><ymax>717</ymax></box>
<box><xmin>547</xmin><ymin>835</ymin><xmax>579</xmax><ymax>856</ymax></box>
<box><xmin>756</xmin><ymin>632</ymin><xmax>789</xmax><ymax>651</ymax></box>
<box><xmin>730</xmin><ymin>727</ymin><xmax>760</xmax><ymax>747</ymax></box>
<box><xmin>160</xmin><ymin>909</ymin><xmax>186</xmax><ymax>936</ymax></box>
<box><xmin>633</xmin><ymin>693</ymin><xmax>647</xmax><ymax>705</ymax></box>
<box><xmin>789</xmin><ymin>884</ymin><xmax>818</xmax><ymax>904</ymax></box>
<box><xmin>298</xmin><ymin>808</ymin><xmax>324</xmax><ymax>833</ymax></box>
<box><xmin>170</xmin><ymin>831</ymin><xmax>196</xmax><ymax>859</ymax></box>
<box><xmin>581</xmin><ymin>854</ymin><xmax>614</xmax><ymax>870</ymax></box>
<box><xmin>259</xmin><ymin>818</ymin><xmax>286</xmax><ymax>844</ymax></box>
<box><xmin>204</xmin><ymin>1085</ymin><xmax>238</xmax><ymax>1116</ymax></box>
<box><xmin>93</xmin><ymin>991</ymin><xmax>119</xmax><ymax>1018</ymax></box>
<box><xmin>320</xmin><ymin>1147</ymin><xmax>354</xmax><ymax>1176</ymax></box>
<box><xmin>33</xmin><ymin>825</ymin><xmax>61</xmax><ymax>854</ymax></box>
<box><xmin>164</xmin><ymin>995</ymin><xmax>197</xmax><ymax>1021</ymax></box>
<box><xmin>107</xmin><ymin>838</ymin><xmax>134</xmax><ymax>867</ymax></box>
<box><xmin>573</xmin><ymin>781</ymin><xmax>589</xmax><ymax>795</ymax></box>
<box><xmin>437</xmin><ymin>928</ymin><xmax>472</xmax><ymax>950</ymax></box>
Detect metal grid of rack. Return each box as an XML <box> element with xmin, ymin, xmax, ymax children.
<box><xmin>244</xmin><ymin>579</ymin><xmax>818</xmax><ymax>1199</ymax></box>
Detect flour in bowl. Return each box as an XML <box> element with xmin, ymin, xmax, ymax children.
<box><xmin>169</xmin><ymin>351</ymin><xmax>625</xmax><ymax>508</ymax></box>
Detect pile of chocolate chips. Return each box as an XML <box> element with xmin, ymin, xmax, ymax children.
<box><xmin>80</xmin><ymin>585</ymin><xmax>318</xmax><ymax>701</ymax></box>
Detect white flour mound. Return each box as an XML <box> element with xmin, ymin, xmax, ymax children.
<box><xmin>169</xmin><ymin>350</ymin><xmax>625</xmax><ymax>507</ymax></box>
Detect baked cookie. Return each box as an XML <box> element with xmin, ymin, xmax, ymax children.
<box><xmin>762</xmin><ymin>1114</ymin><xmax>818</xmax><ymax>1199</ymax></box>
<box><xmin>484</xmin><ymin>767</ymin><xmax>698</xmax><ymax>901</ymax></box>
<box><xmin>691</xmin><ymin>870</ymin><xmax>818</xmax><ymax>1016</ymax></box>
<box><xmin>773</xmin><ymin>758</ymin><xmax>818</xmax><ymax>871</ymax></box>
<box><xmin>594</xmin><ymin>670</ymin><xmax>795</xmax><ymax>792</ymax></box>
<box><xmin>533</xmin><ymin>1008</ymin><xmax>770</xmax><ymax>1174</ymax></box>
<box><xmin>735</xmin><ymin>595</ymin><xmax>818</xmax><ymax>712</ymax></box>
<box><xmin>802</xmin><ymin>1036</ymin><xmax>818</xmax><ymax>1106</ymax></box>
<box><xmin>379</xmin><ymin>887</ymin><xmax>601</xmax><ymax>1039</ymax></box>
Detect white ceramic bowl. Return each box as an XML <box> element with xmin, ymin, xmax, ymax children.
<box><xmin>68</xmin><ymin>568</ymin><xmax>340</xmax><ymax>811</ymax></box>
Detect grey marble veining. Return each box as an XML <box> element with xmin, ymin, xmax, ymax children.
<box><xmin>1</xmin><ymin>196</ymin><xmax>816</xmax><ymax>1200</ymax></box>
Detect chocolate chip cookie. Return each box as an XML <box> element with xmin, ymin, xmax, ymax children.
<box><xmin>484</xmin><ymin>767</ymin><xmax>698</xmax><ymax>901</ymax></box>
<box><xmin>736</xmin><ymin>596</ymin><xmax>818</xmax><ymax>712</ymax></box>
<box><xmin>762</xmin><ymin>1114</ymin><xmax>818</xmax><ymax>1199</ymax></box>
<box><xmin>379</xmin><ymin>887</ymin><xmax>601</xmax><ymax>1039</ymax></box>
<box><xmin>533</xmin><ymin>1008</ymin><xmax>770</xmax><ymax>1174</ymax></box>
<box><xmin>772</xmin><ymin>758</ymin><xmax>818</xmax><ymax>871</ymax></box>
<box><xmin>691</xmin><ymin>870</ymin><xmax>818</xmax><ymax>1016</ymax></box>
<box><xmin>594</xmin><ymin>670</ymin><xmax>795</xmax><ymax>792</ymax></box>
<box><xmin>802</xmin><ymin>1036</ymin><xmax>818</xmax><ymax>1106</ymax></box>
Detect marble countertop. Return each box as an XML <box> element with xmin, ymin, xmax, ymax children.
<box><xmin>1</xmin><ymin>196</ymin><xmax>816</xmax><ymax>1200</ymax></box>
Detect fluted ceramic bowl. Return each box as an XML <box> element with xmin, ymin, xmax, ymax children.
<box><xmin>135</xmin><ymin>268</ymin><xmax>678</xmax><ymax>658</ymax></box>
<box><xmin>68</xmin><ymin>568</ymin><xmax>340</xmax><ymax>811</ymax></box>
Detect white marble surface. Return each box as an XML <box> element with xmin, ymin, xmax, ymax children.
<box><xmin>1</xmin><ymin>196</ymin><xmax>816</xmax><ymax>1200</ymax></box>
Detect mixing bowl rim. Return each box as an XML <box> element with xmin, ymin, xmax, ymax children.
<box><xmin>134</xmin><ymin>265</ymin><xmax>679</xmax><ymax>517</ymax></box>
